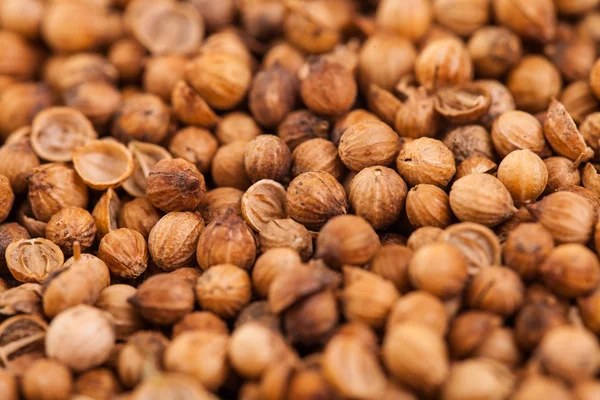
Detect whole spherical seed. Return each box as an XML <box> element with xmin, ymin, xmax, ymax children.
<box><xmin>493</xmin><ymin>0</ymin><xmax>556</xmax><ymax>43</ymax></box>
<box><xmin>109</xmin><ymin>38</ymin><xmax>147</xmax><ymax>84</ymax></box>
<box><xmin>111</xmin><ymin>93</ymin><xmax>170</xmax><ymax>144</ymax></box>
<box><xmin>503</xmin><ymin>223</ymin><xmax>555</xmax><ymax>282</ymax></box>
<box><xmin>199</xmin><ymin>30</ymin><xmax>253</xmax><ymax>68</ymax></box>
<box><xmin>263</xmin><ymin>42</ymin><xmax>305</xmax><ymax>75</ymax></box>
<box><xmin>450</xmin><ymin>173</ymin><xmax>517</xmax><ymax>227</ymax></box>
<box><xmin>185</xmin><ymin>52</ymin><xmax>252</xmax><ymax>110</ymax></box>
<box><xmin>316</xmin><ymin>215</ymin><xmax>380</xmax><ymax>268</ymax></box>
<box><xmin>0</xmin><ymin>0</ymin><xmax>43</xmax><ymax>39</ymax></box>
<box><xmin>283</xmin><ymin>0</ymin><xmax>344</xmax><ymax>53</ymax></box>
<box><xmin>341</xmin><ymin>267</ymin><xmax>399</xmax><ymax>329</ymax></box>
<box><xmin>507</xmin><ymin>56</ymin><xmax>562</xmax><ymax>113</ymax></box>
<box><xmin>539</xmin><ymin>244</ymin><xmax>600</xmax><ymax>298</ymax></box>
<box><xmin>27</xmin><ymin>163</ymin><xmax>89</xmax><ymax>223</ymax></box>
<box><xmin>46</xmin><ymin>305</ymin><xmax>116</xmax><ymax>372</ymax></box>
<box><xmin>467</xmin><ymin>27</ymin><xmax>522</xmax><ymax>79</ymax></box>
<box><xmin>197</xmin><ymin>187</ymin><xmax>243</xmax><ymax>225</ymax></box>
<box><xmin>143</xmin><ymin>54</ymin><xmax>187</xmax><ymax>100</ymax></box>
<box><xmin>442</xmin><ymin>125</ymin><xmax>495</xmax><ymax>164</ymax></box>
<box><xmin>466</xmin><ymin>266</ymin><xmax>525</xmax><ymax>316</ymax></box>
<box><xmin>491</xmin><ymin>111</ymin><xmax>548</xmax><ymax>158</ymax></box>
<box><xmin>338</xmin><ymin>121</ymin><xmax>400</xmax><ymax>172</ymax></box>
<box><xmin>168</xmin><ymin>127</ymin><xmax>219</xmax><ymax>174</ymax></box>
<box><xmin>63</xmin><ymin>80</ymin><xmax>122</xmax><ymax>127</ymax></box>
<box><xmin>258</xmin><ymin>219</ymin><xmax>313</xmax><ymax>261</ymax></box>
<box><xmin>129</xmin><ymin>273</ymin><xmax>195</xmax><ymax>325</ymax></box>
<box><xmin>408</xmin><ymin>243</ymin><xmax>468</xmax><ymax>299</ymax></box>
<box><xmin>300</xmin><ymin>60</ymin><xmax>357</xmax><ymax>117</ymax></box>
<box><xmin>376</xmin><ymin>0</ymin><xmax>432</xmax><ymax>41</ymax></box>
<box><xmin>249</xmin><ymin>64</ymin><xmax>298</xmax><ymax>128</ymax></box>
<box><xmin>514</xmin><ymin>301</ymin><xmax>567</xmax><ymax>352</ymax></box>
<box><xmin>369</xmin><ymin>244</ymin><xmax>413</xmax><ymax>293</ymax></box>
<box><xmin>196</xmin><ymin>210</ymin><xmax>257</xmax><ymax>271</ymax></box>
<box><xmin>148</xmin><ymin>212</ymin><xmax>204</xmax><ymax>272</ymax></box>
<box><xmin>216</xmin><ymin>112</ymin><xmax>262</xmax><ymax>145</ymax></box>
<box><xmin>211</xmin><ymin>141</ymin><xmax>251</xmax><ymax>190</ymax></box>
<box><xmin>291</xmin><ymin>138</ymin><xmax>345</xmax><ymax>180</ymax></box>
<box><xmin>0</xmin><ymin>31</ymin><xmax>40</xmax><ymax>82</ymax></box>
<box><xmin>546</xmin><ymin>35</ymin><xmax>597</xmax><ymax>83</ymax></box>
<box><xmin>358</xmin><ymin>33</ymin><xmax>416</xmax><ymax>91</ymax></box>
<box><xmin>286</xmin><ymin>171</ymin><xmax>348</xmax><ymax>230</ymax></box>
<box><xmin>98</xmin><ymin>228</ymin><xmax>148</xmax><ymax>280</ymax></box>
<box><xmin>0</xmin><ymin>129</ymin><xmax>40</xmax><ymax>194</ymax></box>
<box><xmin>277</xmin><ymin>110</ymin><xmax>330</xmax><ymax>151</ymax></box>
<box><xmin>405</xmin><ymin>184</ymin><xmax>452</xmax><ymax>229</ymax></box>
<box><xmin>415</xmin><ymin>38</ymin><xmax>473</xmax><ymax>92</ymax></box>
<box><xmin>433</xmin><ymin>0</ymin><xmax>490</xmax><ymax>36</ymax></box>
<box><xmin>537</xmin><ymin>325</ymin><xmax>600</xmax><ymax>384</ymax></box>
<box><xmin>396</xmin><ymin>138</ymin><xmax>456</xmax><ymax>188</ymax></box>
<box><xmin>333</xmin><ymin>109</ymin><xmax>380</xmax><ymax>145</ymax></box>
<box><xmin>497</xmin><ymin>150</ymin><xmax>548</xmax><ymax>206</ymax></box>
<box><xmin>196</xmin><ymin>264</ymin><xmax>252</xmax><ymax>319</ymax></box>
<box><xmin>544</xmin><ymin>156</ymin><xmax>581</xmax><ymax>193</ymax></box>
<box><xmin>244</xmin><ymin>135</ymin><xmax>292</xmax><ymax>183</ymax></box>
<box><xmin>0</xmin><ymin>84</ymin><xmax>53</xmax><ymax>142</ymax></box>
<box><xmin>146</xmin><ymin>158</ymin><xmax>206</xmax><ymax>213</ymax></box>
<box><xmin>387</xmin><ymin>291</ymin><xmax>448</xmax><ymax>336</ymax></box>
<box><xmin>528</xmin><ymin>191</ymin><xmax>595</xmax><ymax>244</ymax></box>
<box><xmin>22</xmin><ymin>358</ymin><xmax>73</xmax><ymax>400</ymax></box>
<box><xmin>228</xmin><ymin>322</ymin><xmax>297</xmax><ymax>380</ymax></box>
<box><xmin>164</xmin><ymin>330</ymin><xmax>230</xmax><ymax>391</ymax></box>
<box><xmin>349</xmin><ymin>166</ymin><xmax>407</xmax><ymax>230</ymax></box>
<box><xmin>118</xmin><ymin>197</ymin><xmax>162</xmax><ymax>240</ymax></box>
<box><xmin>45</xmin><ymin>207</ymin><xmax>96</xmax><ymax>257</ymax></box>
<box><xmin>382</xmin><ymin>323</ymin><xmax>449</xmax><ymax>395</ymax></box>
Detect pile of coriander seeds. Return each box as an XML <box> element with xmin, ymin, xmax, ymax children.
<box><xmin>3</xmin><ymin>0</ymin><xmax>600</xmax><ymax>398</ymax></box>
